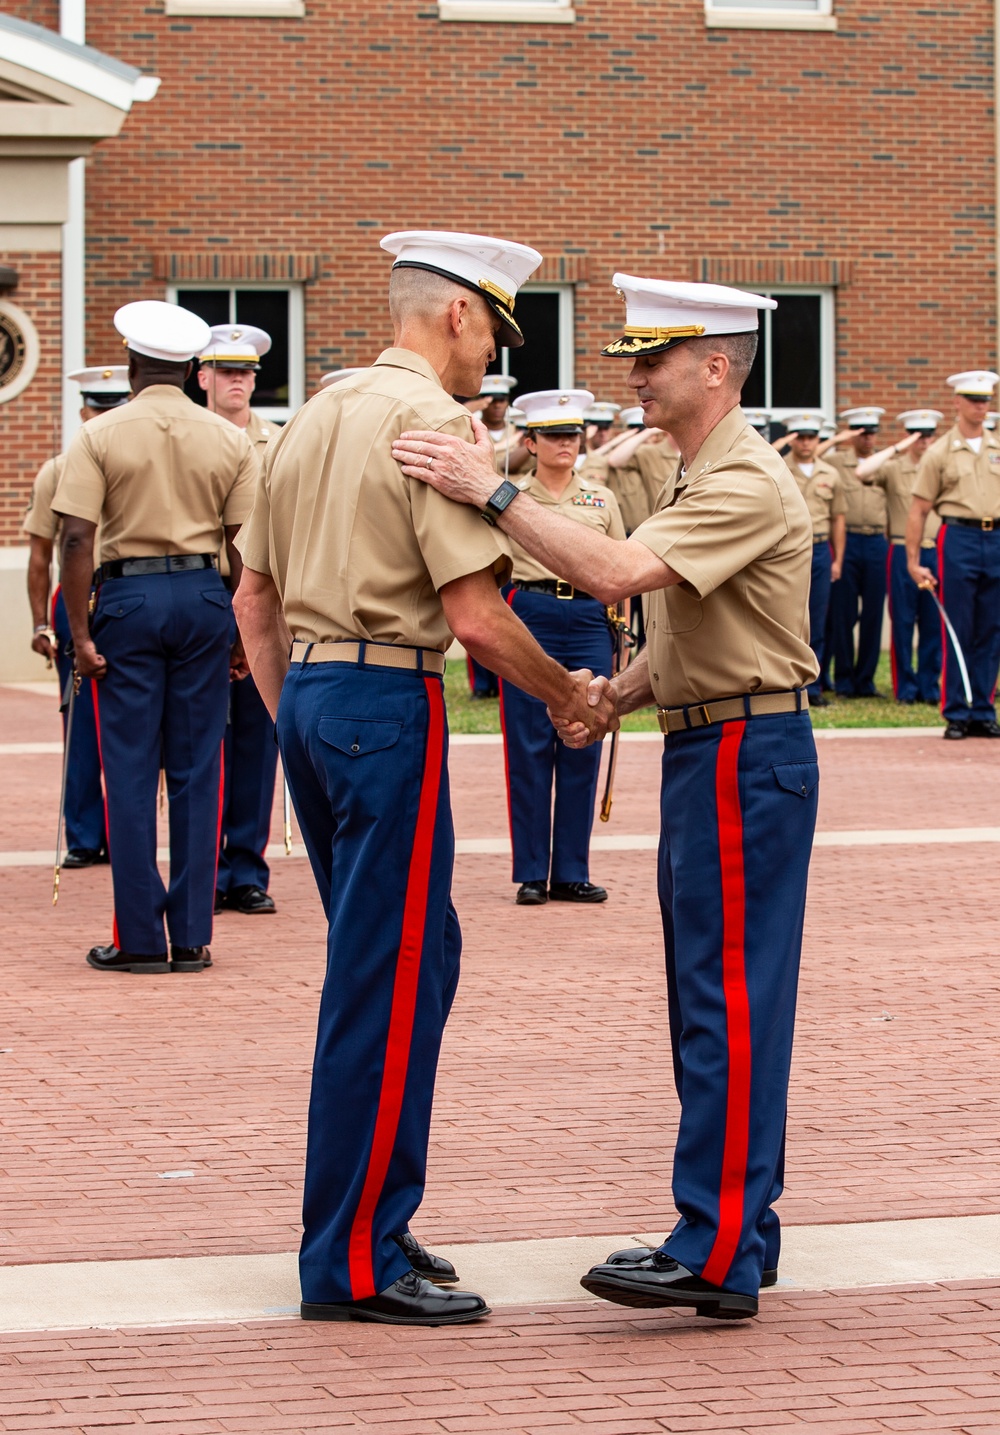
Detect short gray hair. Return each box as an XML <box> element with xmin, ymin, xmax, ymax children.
<box><xmin>388</xmin><ymin>266</ymin><xmax>471</xmax><ymax>326</ymax></box>
<box><xmin>688</xmin><ymin>331</ymin><xmax>758</xmax><ymax>388</ymax></box>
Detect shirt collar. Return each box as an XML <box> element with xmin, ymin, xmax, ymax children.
<box><xmin>524</xmin><ymin>468</ymin><xmax>583</xmax><ymax>505</ymax></box>
<box><xmin>372</xmin><ymin>348</ymin><xmax>446</xmax><ymax>390</ymax></box>
<box><xmin>685</xmin><ymin>405</ymin><xmax>752</xmax><ymax>479</ymax></box>
<box><xmin>949</xmin><ymin>423</ymin><xmax>1000</xmax><ymax>452</ymax></box>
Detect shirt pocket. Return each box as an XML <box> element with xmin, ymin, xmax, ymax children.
<box><xmin>317</xmin><ymin>717</ymin><xmax>403</xmax><ymax>757</ymax></box>
<box><xmin>814</xmin><ymin>482</ymin><xmax>834</xmax><ymax>503</ymax></box>
<box><xmin>772</xmin><ymin>761</ymin><xmax>820</xmax><ymax>798</ymax></box>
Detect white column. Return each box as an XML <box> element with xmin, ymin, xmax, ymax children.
<box><xmin>60</xmin><ymin>0</ymin><xmax>86</xmax><ymax>448</ymax></box>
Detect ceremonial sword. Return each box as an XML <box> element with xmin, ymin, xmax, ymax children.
<box><xmin>599</xmin><ymin>601</ymin><xmax>635</xmax><ymax>823</ymax></box>
<box><xmin>283</xmin><ymin>769</ymin><xmax>293</xmax><ymax>856</ymax></box>
<box><xmin>52</xmin><ymin>666</ymin><xmax>80</xmax><ymax>906</ymax></box>
<box><xmin>919</xmin><ymin>580</ymin><xmax>973</xmax><ymax>708</ymax></box>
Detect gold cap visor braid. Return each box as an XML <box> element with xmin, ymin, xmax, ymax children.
<box><xmin>602</xmin><ymin>323</ymin><xmax>709</xmax><ymax>358</ymax></box>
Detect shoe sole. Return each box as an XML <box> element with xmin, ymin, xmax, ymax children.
<box><xmin>549</xmin><ymin>893</ymin><xmax>608</xmax><ymax>904</ymax></box>
<box><xmin>516</xmin><ymin>897</ymin><xmax>547</xmax><ymax>906</ymax></box>
<box><xmin>171</xmin><ymin>961</ymin><xmax>207</xmax><ymax>972</ymax></box>
<box><xmin>580</xmin><ymin>1272</ymin><xmax>757</xmax><ymax>1320</ymax></box>
<box><xmin>300</xmin><ymin>1301</ymin><xmax>490</xmax><ymax>1326</ymax></box>
<box><xmin>609</xmin><ymin>1252</ymin><xmax>778</xmax><ymax>1290</ymax></box>
<box><xmin>86</xmin><ymin>957</ymin><xmax>170</xmax><ymax>974</ymax></box>
<box><xmin>420</xmin><ymin>1272</ymin><xmax>459</xmax><ymax>1286</ymax></box>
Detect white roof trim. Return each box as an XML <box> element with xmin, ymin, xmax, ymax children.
<box><xmin>0</xmin><ymin>15</ymin><xmax>160</xmax><ymax>111</ymax></box>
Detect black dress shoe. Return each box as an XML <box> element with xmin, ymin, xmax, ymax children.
<box><xmin>214</xmin><ymin>888</ymin><xmax>225</xmax><ymax>914</ymax></box>
<box><xmin>967</xmin><ymin>719</ymin><xmax>1000</xmax><ymax>738</ymax></box>
<box><xmin>86</xmin><ymin>943</ymin><xmax>169</xmax><ymax>974</ymax></box>
<box><xmin>604</xmin><ymin>1244</ymin><xmax>777</xmax><ymax>1288</ymax></box>
<box><xmin>171</xmin><ymin>945</ymin><xmax>212</xmax><ymax>972</ymax></box>
<box><xmin>63</xmin><ymin>847</ymin><xmax>108</xmax><ymax>869</ymax></box>
<box><xmin>222</xmin><ymin>885</ymin><xmax>276</xmax><ymax>914</ymax></box>
<box><xmin>516</xmin><ymin>881</ymin><xmax>548</xmax><ymax>906</ymax></box>
<box><xmin>549</xmin><ymin>881</ymin><xmax>608</xmax><ymax>903</ymax></box>
<box><xmin>391</xmin><ymin>1231</ymin><xmax>458</xmax><ymax>1284</ymax></box>
<box><xmin>944</xmin><ymin>721</ymin><xmax>968</xmax><ymax>740</ymax></box>
<box><xmin>580</xmin><ymin>1253</ymin><xmax>757</xmax><ymax>1320</ymax></box>
<box><xmin>809</xmin><ymin>694</ymin><xmax>830</xmax><ymax>708</ymax></box>
<box><xmin>301</xmin><ymin>1269</ymin><xmax>489</xmax><ymax>1326</ymax></box>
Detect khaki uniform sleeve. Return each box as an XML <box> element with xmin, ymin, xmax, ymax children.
<box><xmin>830</xmin><ymin>473</ymin><xmax>848</xmax><ymax>517</ymax></box>
<box><xmin>23</xmin><ymin>459</ymin><xmax>60</xmax><ymax>541</ymax></box>
<box><xmin>410</xmin><ymin>414</ymin><xmax>512</xmax><ymax>589</ymax></box>
<box><xmin>53</xmin><ymin>427</ymin><xmax>106</xmax><ymax>524</ymax></box>
<box><xmin>629</xmin><ymin>463</ymin><xmax>788</xmax><ymax>600</ymax></box>
<box><xmin>913</xmin><ymin>446</ymin><xmax>944</xmax><ymax>505</ymax></box>
<box><xmin>222</xmin><ymin>433</ymin><xmax>260</xmax><ymax>527</ymax></box>
<box><xmin>233</xmin><ymin>460</ymin><xmax>273</xmax><ymax>574</ymax></box>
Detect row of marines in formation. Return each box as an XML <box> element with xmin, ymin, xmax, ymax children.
<box><xmin>23</xmin><ymin>229</ymin><xmax>1000</xmax><ymax>1337</ymax></box>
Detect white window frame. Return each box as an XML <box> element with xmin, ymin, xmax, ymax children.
<box><xmin>705</xmin><ymin>0</ymin><xmax>836</xmax><ymax>31</ymax></box>
<box><xmin>754</xmin><ymin>286</ymin><xmax>835</xmax><ymax>423</ymax></box>
<box><xmin>164</xmin><ymin>0</ymin><xmax>304</xmax><ymax>16</ymax></box>
<box><xmin>438</xmin><ymin>0</ymin><xmax>574</xmax><ymax>23</ymax></box>
<box><xmin>166</xmin><ymin>281</ymin><xmax>304</xmax><ymax>421</ymax></box>
<box><xmin>495</xmin><ymin>283</ymin><xmax>575</xmax><ymax>388</ymax></box>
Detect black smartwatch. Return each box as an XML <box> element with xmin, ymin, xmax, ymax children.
<box><xmin>480</xmin><ymin>479</ymin><xmax>520</xmax><ymax>527</ymax></box>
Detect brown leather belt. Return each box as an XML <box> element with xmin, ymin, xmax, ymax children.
<box><xmin>657</xmin><ymin>690</ymin><xmax>809</xmax><ymax>735</ymax></box>
<box><xmin>289</xmin><ymin>640</ymin><xmax>445</xmax><ymax>675</ymax></box>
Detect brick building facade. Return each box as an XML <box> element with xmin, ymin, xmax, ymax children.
<box><xmin>1</xmin><ymin>0</ymin><xmax>996</xmax><ymax>550</ymax></box>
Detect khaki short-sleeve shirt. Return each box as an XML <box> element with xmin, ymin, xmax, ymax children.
<box><xmin>509</xmin><ymin>471</ymin><xmax>626</xmax><ymax>583</ymax></box>
<box><xmin>246</xmin><ymin>409</ymin><xmax>279</xmax><ymax>457</ymax></box>
<box><xmin>880</xmin><ymin>453</ymin><xmax>941</xmax><ymax>544</ymax></box>
<box><xmin>23</xmin><ymin>456</ymin><xmax>63</xmax><ymax>542</ymax></box>
<box><xmin>629</xmin><ymin>408</ymin><xmax>818</xmax><ymax>709</ymax></box>
<box><xmin>826</xmin><ymin>447</ymin><xmax>888</xmax><ymax>529</ymax></box>
<box><xmin>53</xmin><ymin>385</ymin><xmax>258</xmax><ymax>563</ymax></box>
<box><xmin>235</xmin><ymin>348</ymin><xmax>512</xmax><ymax>651</ymax></box>
<box><xmin>634</xmin><ymin>440</ymin><xmax>679</xmax><ymax>515</ymax></box>
<box><xmin>784</xmin><ymin>455</ymin><xmax>847</xmax><ymax>539</ymax></box>
<box><xmin>913</xmin><ymin>425</ymin><xmax>1000</xmax><ymax>520</ymax></box>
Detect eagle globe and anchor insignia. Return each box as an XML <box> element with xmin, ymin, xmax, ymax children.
<box><xmin>0</xmin><ymin>302</ymin><xmax>40</xmax><ymax>404</ymax></box>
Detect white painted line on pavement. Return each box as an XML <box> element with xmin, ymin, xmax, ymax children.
<box><xmin>0</xmin><ymin>743</ymin><xmax>63</xmax><ymax>755</ymax></box>
<box><xmin>3</xmin><ymin>1214</ymin><xmax>1000</xmax><ymax>1332</ymax></box>
<box><xmin>6</xmin><ymin>826</ymin><xmax>1000</xmax><ymax>869</ymax></box>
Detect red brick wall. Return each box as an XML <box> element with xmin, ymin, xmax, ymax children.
<box><xmin>0</xmin><ymin>252</ymin><xmax>62</xmax><ymax>542</ymax></box>
<box><xmin>1</xmin><ymin>0</ymin><xmax>995</xmax><ymax>540</ymax></box>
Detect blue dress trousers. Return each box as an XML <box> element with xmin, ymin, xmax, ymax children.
<box><xmin>831</xmin><ymin>532</ymin><xmax>888</xmax><ymax>696</ymax></box>
<box><xmin>278</xmin><ymin>659</ymin><xmax>460</xmax><ymax>1305</ymax></box>
<box><xmin>217</xmin><ymin>671</ymin><xmax>279</xmax><ymax>894</ymax></box>
<box><xmin>887</xmin><ymin>543</ymin><xmax>941</xmax><ymax>705</ymax></box>
<box><xmin>53</xmin><ymin>586</ymin><xmax>106</xmax><ymax>854</ymax></box>
<box><xmin>656</xmin><ymin>709</ymin><xmax>818</xmax><ymax>1295</ymax></box>
<box><xmin>806</xmin><ymin>541</ymin><xmax>832</xmax><ymax>701</ymax></box>
<box><xmin>499</xmin><ymin>586</ymin><xmax>613</xmax><ymax>884</ymax></box>
<box><xmin>90</xmin><ymin>567</ymin><xmax>234</xmax><ymax>955</ymax></box>
<box><xmin>937</xmin><ymin>523</ymin><xmax>1000</xmax><ymax>724</ymax></box>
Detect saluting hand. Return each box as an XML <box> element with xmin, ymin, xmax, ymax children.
<box><xmin>74</xmin><ymin>638</ymin><xmax>108</xmax><ymax>681</ymax></box>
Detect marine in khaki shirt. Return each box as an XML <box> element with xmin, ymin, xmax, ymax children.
<box><xmin>237</xmin><ymin>350</ymin><xmax>513</xmax><ymax>652</ymax></box>
<box><xmin>824</xmin><ymin>446</ymin><xmax>888</xmax><ymax>531</ymax></box>
<box><xmin>54</xmin><ymin>384</ymin><xmax>257</xmax><ymax>563</ymax></box>
<box><xmin>881</xmin><ymin>453</ymin><xmax>941</xmax><ymax>545</ymax></box>
<box><xmin>913</xmin><ymin>425</ymin><xmax>1000</xmax><ymax>520</ymax></box>
<box><xmin>631</xmin><ymin>408</ymin><xmax>817</xmax><ymax>709</ymax></box>
<box><xmin>784</xmin><ymin>454</ymin><xmax>846</xmax><ymax>541</ymax></box>
<box><xmin>509</xmin><ymin>470</ymin><xmax>625</xmax><ymax>582</ymax></box>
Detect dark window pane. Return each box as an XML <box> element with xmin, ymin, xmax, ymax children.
<box><xmin>771</xmin><ymin>295</ymin><xmax>821</xmax><ymax>408</ymax></box>
<box><xmin>741</xmin><ymin>333</ymin><xmax>766</xmax><ymax>408</ymax></box>
<box><xmin>176</xmin><ymin>289</ymin><xmax>229</xmax><ymax>405</ymax></box>
<box><xmin>235</xmin><ymin>290</ymin><xmax>290</xmax><ymax>407</ymax></box>
<box><xmin>486</xmin><ymin>292</ymin><xmax>562</xmax><ymax>397</ymax></box>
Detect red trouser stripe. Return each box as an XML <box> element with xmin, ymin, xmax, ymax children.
<box><xmin>466</xmin><ymin>653</ymin><xmax>475</xmax><ymax>694</ymax></box>
<box><xmin>702</xmin><ymin>719</ymin><xmax>752</xmax><ymax>1288</ymax></box>
<box><xmin>886</xmin><ymin>546</ymin><xmax>898</xmax><ymax>698</ymax></box>
<box><xmin>346</xmin><ymin>676</ymin><xmax>446</xmax><ymax>1299</ymax></box>
<box><xmin>937</xmin><ymin>525</ymin><xmax>947</xmax><ymax>715</ymax></box>
<box><xmin>51</xmin><ymin>582</ymin><xmax>61</xmax><ymax>630</ymax></box>
<box><xmin>90</xmin><ymin>677</ymin><xmax>119</xmax><ymax>950</ymax></box>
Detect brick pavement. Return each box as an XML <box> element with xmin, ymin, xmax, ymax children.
<box><xmin>4</xmin><ymin>1286</ymin><xmax>1000</xmax><ymax>1433</ymax></box>
<box><xmin>3</xmin><ymin>685</ymin><xmax>1000</xmax><ymax>1269</ymax></box>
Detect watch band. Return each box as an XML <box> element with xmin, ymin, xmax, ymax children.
<box><xmin>481</xmin><ymin>479</ymin><xmax>520</xmax><ymax>527</ymax></box>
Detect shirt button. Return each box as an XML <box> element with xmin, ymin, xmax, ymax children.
<box><xmin>653</xmin><ymin>673</ymin><xmax>659</xmax><ymax>681</ymax></box>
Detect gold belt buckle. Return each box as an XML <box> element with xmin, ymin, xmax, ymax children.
<box><xmin>984</xmin><ymin>518</ymin><xmax>994</xmax><ymax>532</ymax></box>
<box><xmin>696</xmin><ymin>703</ymin><xmax>712</xmax><ymax>727</ymax></box>
<box><xmin>555</xmin><ymin>579</ymin><xmax>574</xmax><ymax>599</ymax></box>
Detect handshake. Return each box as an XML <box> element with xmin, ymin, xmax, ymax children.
<box><xmin>548</xmin><ymin>671</ymin><xmax>620</xmax><ymax>749</ymax></box>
